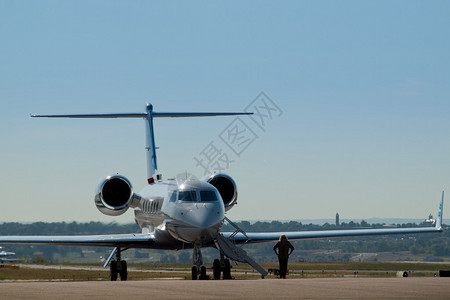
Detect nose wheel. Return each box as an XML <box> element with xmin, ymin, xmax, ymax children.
<box><xmin>191</xmin><ymin>244</ymin><xmax>209</xmax><ymax>280</ymax></box>
<box><xmin>191</xmin><ymin>265</ymin><xmax>208</xmax><ymax>280</ymax></box>
<box><xmin>191</xmin><ymin>266</ymin><xmax>197</xmax><ymax>280</ymax></box>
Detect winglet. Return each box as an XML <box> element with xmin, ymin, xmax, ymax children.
<box><xmin>436</xmin><ymin>190</ymin><xmax>444</xmax><ymax>230</ymax></box>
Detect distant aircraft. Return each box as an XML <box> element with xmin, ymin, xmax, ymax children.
<box><xmin>0</xmin><ymin>104</ymin><xmax>443</xmax><ymax>280</ymax></box>
<box><xmin>0</xmin><ymin>246</ymin><xmax>16</xmax><ymax>263</ymax></box>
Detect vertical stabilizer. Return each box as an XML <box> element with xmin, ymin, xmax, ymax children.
<box><xmin>436</xmin><ymin>190</ymin><xmax>444</xmax><ymax>229</ymax></box>
<box><xmin>145</xmin><ymin>104</ymin><xmax>158</xmax><ymax>184</ymax></box>
<box><xmin>31</xmin><ymin>104</ymin><xmax>252</xmax><ymax>185</ymax></box>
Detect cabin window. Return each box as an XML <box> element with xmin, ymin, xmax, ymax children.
<box><xmin>178</xmin><ymin>191</ymin><xmax>197</xmax><ymax>202</ymax></box>
<box><xmin>200</xmin><ymin>191</ymin><xmax>218</xmax><ymax>202</ymax></box>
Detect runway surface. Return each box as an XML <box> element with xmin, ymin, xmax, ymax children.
<box><xmin>0</xmin><ymin>277</ymin><xmax>449</xmax><ymax>299</ymax></box>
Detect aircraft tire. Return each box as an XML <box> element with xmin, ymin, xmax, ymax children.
<box><xmin>200</xmin><ymin>266</ymin><xmax>207</xmax><ymax>280</ymax></box>
<box><xmin>110</xmin><ymin>261</ymin><xmax>118</xmax><ymax>281</ymax></box>
<box><xmin>223</xmin><ymin>259</ymin><xmax>232</xmax><ymax>280</ymax></box>
<box><xmin>213</xmin><ymin>259</ymin><xmax>221</xmax><ymax>280</ymax></box>
<box><xmin>120</xmin><ymin>260</ymin><xmax>128</xmax><ymax>281</ymax></box>
<box><xmin>191</xmin><ymin>266</ymin><xmax>198</xmax><ymax>280</ymax></box>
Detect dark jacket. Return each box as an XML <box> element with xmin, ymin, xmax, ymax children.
<box><xmin>273</xmin><ymin>240</ymin><xmax>294</xmax><ymax>259</ymax></box>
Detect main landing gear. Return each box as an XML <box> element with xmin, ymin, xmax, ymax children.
<box><xmin>191</xmin><ymin>245</ymin><xmax>232</xmax><ymax>280</ymax></box>
<box><xmin>213</xmin><ymin>256</ymin><xmax>232</xmax><ymax>280</ymax></box>
<box><xmin>108</xmin><ymin>247</ymin><xmax>128</xmax><ymax>281</ymax></box>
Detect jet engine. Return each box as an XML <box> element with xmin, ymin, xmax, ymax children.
<box><xmin>204</xmin><ymin>173</ymin><xmax>237</xmax><ymax>211</ymax></box>
<box><xmin>95</xmin><ymin>174</ymin><xmax>140</xmax><ymax>216</ymax></box>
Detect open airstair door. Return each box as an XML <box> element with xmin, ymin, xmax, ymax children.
<box><xmin>215</xmin><ymin>234</ymin><xmax>268</xmax><ymax>278</ymax></box>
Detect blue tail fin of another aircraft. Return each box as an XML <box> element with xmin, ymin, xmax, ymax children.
<box><xmin>436</xmin><ymin>190</ymin><xmax>444</xmax><ymax>229</ymax></box>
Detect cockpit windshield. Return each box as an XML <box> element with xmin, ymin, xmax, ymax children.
<box><xmin>169</xmin><ymin>191</ymin><xmax>177</xmax><ymax>202</ymax></box>
<box><xmin>200</xmin><ymin>190</ymin><xmax>218</xmax><ymax>202</ymax></box>
<box><xmin>173</xmin><ymin>189</ymin><xmax>218</xmax><ymax>202</ymax></box>
<box><xmin>178</xmin><ymin>190</ymin><xmax>197</xmax><ymax>202</ymax></box>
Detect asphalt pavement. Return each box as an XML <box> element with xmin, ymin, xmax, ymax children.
<box><xmin>0</xmin><ymin>277</ymin><xmax>449</xmax><ymax>299</ymax></box>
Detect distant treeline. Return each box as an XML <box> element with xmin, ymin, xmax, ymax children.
<box><xmin>0</xmin><ymin>221</ymin><xmax>448</xmax><ymax>263</ymax></box>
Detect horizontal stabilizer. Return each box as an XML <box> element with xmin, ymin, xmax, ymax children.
<box><xmin>31</xmin><ymin>113</ymin><xmax>147</xmax><ymax>118</ymax></box>
<box><xmin>31</xmin><ymin>112</ymin><xmax>252</xmax><ymax>119</ymax></box>
<box><xmin>153</xmin><ymin>112</ymin><xmax>253</xmax><ymax>118</ymax></box>
<box><xmin>32</xmin><ymin>105</ymin><xmax>253</xmax><ymax>181</ymax></box>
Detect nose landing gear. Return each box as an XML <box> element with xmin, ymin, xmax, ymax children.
<box><xmin>191</xmin><ymin>244</ymin><xmax>234</xmax><ymax>280</ymax></box>
<box><xmin>191</xmin><ymin>244</ymin><xmax>209</xmax><ymax>280</ymax></box>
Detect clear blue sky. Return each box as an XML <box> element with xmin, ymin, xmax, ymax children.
<box><xmin>1</xmin><ymin>1</ymin><xmax>449</xmax><ymax>223</ymax></box>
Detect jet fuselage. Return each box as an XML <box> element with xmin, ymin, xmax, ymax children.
<box><xmin>135</xmin><ymin>179</ymin><xmax>225</xmax><ymax>248</ymax></box>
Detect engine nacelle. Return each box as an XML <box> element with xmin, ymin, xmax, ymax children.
<box><xmin>204</xmin><ymin>173</ymin><xmax>237</xmax><ymax>211</ymax></box>
<box><xmin>95</xmin><ymin>174</ymin><xmax>138</xmax><ymax>216</ymax></box>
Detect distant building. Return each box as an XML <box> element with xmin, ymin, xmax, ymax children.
<box><xmin>420</xmin><ymin>214</ymin><xmax>435</xmax><ymax>227</ymax></box>
<box><xmin>336</xmin><ymin>213</ymin><xmax>340</xmax><ymax>227</ymax></box>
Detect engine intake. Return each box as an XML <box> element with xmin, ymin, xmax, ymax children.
<box><xmin>95</xmin><ymin>174</ymin><xmax>138</xmax><ymax>216</ymax></box>
<box><xmin>205</xmin><ymin>173</ymin><xmax>237</xmax><ymax>211</ymax></box>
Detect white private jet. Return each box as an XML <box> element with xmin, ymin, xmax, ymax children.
<box><xmin>0</xmin><ymin>104</ymin><xmax>444</xmax><ymax>280</ymax></box>
<box><xmin>0</xmin><ymin>246</ymin><xmax>16</xmax><ymax>263</ymax></box>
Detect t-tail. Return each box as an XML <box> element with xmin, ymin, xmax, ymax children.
<box><xmin>32</xmin><ymin>104</ymin><xmax>252</xmax><ymax>184</ymax></box>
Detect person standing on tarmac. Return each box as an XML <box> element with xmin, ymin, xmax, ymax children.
<box><xmin>273</xmin><ymin>234</ymin><xmax>294</xmax><ymax>279</ymax></box>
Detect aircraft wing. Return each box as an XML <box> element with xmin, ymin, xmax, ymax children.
<box><xmin>0</xmin><ymin>258</ymin><xmax>17</xmax><ymax>262</ymax></box>
<box><xmin>224</xmin><ymin>192</ymin><xmax>445</xmax><ymax>244</ymax></box>
<box><xmin>0</xmin><ymin>233</ymin><xmax>156</xmax><ymax>249</ymax></box>
<box><xmin>223</xmin><ymin>225</ymin><xmax>442</xmax><ymax>244</ymax></box>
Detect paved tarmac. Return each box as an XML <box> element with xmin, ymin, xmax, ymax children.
<box><xmin>0</xmin><ymin>277</ymin><xmax>449</xmax><ymax>299</ymax></box>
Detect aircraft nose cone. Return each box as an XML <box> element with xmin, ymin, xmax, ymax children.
<box><xmin>187</xmin><ymin>203</ymin><xmax>223</xmax><ymax>228</ymax></box>
<box><xmin>172</xmin><ymin>203</ymin><xmax>224</xmax><ymax>244</ymax></box>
